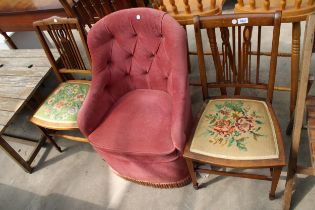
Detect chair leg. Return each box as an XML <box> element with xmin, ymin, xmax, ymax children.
<box><xmin>286</xmin><ymin>74</ymin><xmax>314</xmax><ymax>135</ymax></box>
<box><xmin>185</xmin><ymin>158</ymin><xmax>199</xmax><ymax>190</ymax></box>
<box><xmin>0</xmin><ymin>30</ymin><xmax>17</xmax><ymax>49</ymax></box>
<box><xmin>38</xmin><ymin>127</ymin><xmax>62</xmax><ymax>152</ymax></box>
<box><xmin>269</xmin><ymin>167</ymin><xmax>282</xmax><ymax>200</ymax></box>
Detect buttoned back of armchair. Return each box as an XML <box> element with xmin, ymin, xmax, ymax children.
<box><xmin>78</xmin><ymin>8</ymin><xmax>190</xmax><ymax>148</ymax></box>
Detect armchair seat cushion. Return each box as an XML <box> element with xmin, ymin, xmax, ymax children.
<box><xmin>89</xmin><ymin>89</ymin><xmax>177</xmax><ymax>161</ymax></box>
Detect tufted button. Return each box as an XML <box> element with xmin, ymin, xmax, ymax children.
<box><xmin>133</xmin><ymin>33</ymin><xmax>137</xmax><ymax>37</ymax></box>
<box><xmin>157</xmin><ymin>33</ymin><xmax>163</xmax><ymax>38</ymax></box>
<box><xmin>164</xmin><ymin>76</ymin><xmax>168</xmax><ymax>80</ymax></box>
<box><xmin>129</xmin><ymin>53</ymin><xmax>133</xmax><ymax>58</ymax></box>
<box><xmin>125</xmin><ymin>72</ymin><xmax>130</xmax><ymax>76</ymax></box>
<box><xmin>150</xmin><ymin>53</ymin><xmax>155</xmax><ymax>58</ymax></box>
<box><xmin>143</xmin><ymin>71</ymin><xmax>148</xmax><ymax>75</ymax></box>
<box><xmin>107</xmin><ymin>60</ymin><xmax>111</xmax><ymax>65</ymax></box>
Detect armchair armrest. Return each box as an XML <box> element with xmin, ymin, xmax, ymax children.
<box><xmin>163</xmin><ymin>15</ymin><xmax>192</xmax><ymax>153</ymax></box>
<box><xmin>77</xmin><ymin>80</ymin><xmax>114</xmax><ymax>137</ymax></box>
<box><xmin>170</xmin><ymin>77</ymin><xmax>192</xmax><ymax>153</ymax></box>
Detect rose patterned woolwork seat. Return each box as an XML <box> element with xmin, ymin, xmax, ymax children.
<box><xmin>184</xmin><ymin>12</ymin><xmax>286</xmax><ymax>200</ymax></box>
<box><xmin>190</xmin><ymin>99</ymin><xmax>279</xmax><ymax>160</ymax></box>
<box><xmin>78</xmin><ymin>8</ymin><xmax>192</xmax><ymax>187</ymax></box>
<box><xmin>32</xmin><ymin>81</ymin><xmax>90</xmax><ymax>129</ymax></box>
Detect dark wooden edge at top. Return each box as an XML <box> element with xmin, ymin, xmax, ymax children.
<box><xmin>194</xmin><ymin>11</ymin><xmax>282</xmax><ymax>28</ymax></box>
<box><xmin>33</xmin><ymin>16</ymin><xmax>79</xmax><ymax>26</ymax></box>
<box><xmin>183</xmin><ymin>95</ymin><xmax>286</xmax><ymax>169</ymax></box>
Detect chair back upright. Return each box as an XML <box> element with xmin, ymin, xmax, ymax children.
<box><xmin>33</xmin><ymin>17</ymin><xmax>91</xmax><ymax>82</ymax></box>
<box><xmin>194</xmin><ymin>12</ymin><xmax>281</xmax><ymax>103</ymax></box>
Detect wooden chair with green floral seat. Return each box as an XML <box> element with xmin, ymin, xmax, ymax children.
<box><xmin>31</xmin><ymin>16</ymin><xmax>91</xmax><ymax>147</ymax></box>
<box><xmin>183</xmin><ymin>12</ymin><xmax>286</xmax><ymax>200</ymax></box>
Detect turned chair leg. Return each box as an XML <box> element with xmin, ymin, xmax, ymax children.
<box><xmin>269</xmin><ymin>167</ymin><xmax>282</xmax><ymax>200</ymax></box>
<box><xmin>185</xmin><ymin>158</ymin><xmax>199</xmax><ymax>189</ymax></box>
<box><xmin>38</xmin><ymin>127</ymin><xmax>62</xmax><ymax>152</ymax></box>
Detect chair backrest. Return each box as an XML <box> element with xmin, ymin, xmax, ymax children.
<box><xmin>236</xmin><ymin>0</ymin><xmax>308</xmax><ymax>10</ymax></box>
<box><xmin>194</xmin><ymin>12</ymin><xmax>281</xmax><ymax>103</ymax></box>
<box><xmin>59</xmin><ymin>0</ymin><xmax>145</xmax><ymax>28</ymax></box>
<box><xmin>150</xmin><ymin>0</ymin><xmax>224</xmax><ymax>24</ymax></box>
<box><xmin>34</xmin><ymin>17</ymin><xmax>91</xmax><ymax>82</ymax></box>
<box><xmin>87</xmin><ymin>8</ymin><xmax>187</xmax><ymax>102</ymax></box>
<box><xmin>235</xmin><ymin>0</ymin><xmax>315</xmax><ymax>22</ymax></box>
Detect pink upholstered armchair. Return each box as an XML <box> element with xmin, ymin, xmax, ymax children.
<box><xmin>78</xmin><ymin>8</ymin><xmax>192</xmax><ymax>187</ymax></box>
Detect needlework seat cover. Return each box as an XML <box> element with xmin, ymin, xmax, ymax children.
<box><xmin>31</xmin><ymin>81</ymin><xmax>90</xmax><ymax>129</ymax></box>
<box><xmin>190</xmin><ymin>99</ymin><xmax>279</xmax><ymax>160</ymax></box>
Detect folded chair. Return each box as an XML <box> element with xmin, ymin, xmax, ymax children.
<box><xmin>59</xmin><ymin>0</ymin><xmax>145</xmax><ymax>29</ymax></box>
<box><xmin>31</xmin><ymin>17</ymin><xmax>91</xmax><ymax>146</ymax></box>
<box><xmin>184</xmin><ymin>12</ymin><xmax>286</xmax><ymax>199</ymax></box>
<box><xmin>78</xmin><ymin>8</ymin><xmax>192</xmax><ymax>187</ymax></box>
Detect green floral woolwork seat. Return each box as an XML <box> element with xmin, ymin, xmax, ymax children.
<box><xmin>190</xmin><ymin>99</ymin><xmax>279</xmax><ymax>160</ymax></box>
<box><xmin>31</xmin><ymin>81</ymin><xmax>90</xmax><ymax>129</ymax></box>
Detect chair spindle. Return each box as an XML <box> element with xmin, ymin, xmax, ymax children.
<box><xmin>264</xmin><ymin>0</ymin><xmax>270</xmax><ymax>10</ymax></box>
<box><xmin>256</xmin><ymin>26</ymin><xmax>262</xmax><ymax>83</ymax></box>
<box><xmin>238</xmin><ymin>0</ymin><xmax>244</xmax><ymax>7</ymax></box>
<box><xmin>242</xmin><ymin>26</ymin><xmax>253</xmax><ymax>83</ymax></box>
<box><xmin>183</xmin><ymin>0</ymin><xmax>191</xmax><ymax>13</ymax></box>
<box><xmin>295</xmin><ymin>0</ymin><xmax>302</xmax><ymax>9</ymax></box>
<box><xmin>281</xmin><ymin>0</ymin><xmax>286</xmax><ymax>9</ymax></box>
<box><xmin>249</xmin><ymin>0</ymin><xmax>256</xmax><ymax>9</ymax></box>
<box><xmin>197</xmin><ymin>0</ymin><xmax>203</xmax><ymax>12</ymax></box>
<box><xmin>160</xmin><ymin>0</ymin><xmax>167</xmax><ymax>11</ymax></box>
<box><xmin>169</xmin><ymin>0</ymin><xmax>179</xmax><ymax>14</ymax></box>
<box><xmin>211</xmin><ymin>0</ymin><xmax>216</xmax><ymax>9</ymax></box>
<box><xmin>150</xmin><ymin>0</ymin><xmax>159</xmax><ymax>9</ymax></box>
<box><xmin>308</xmin><ymin>0</ymin><xmax>314</xmax><ymax>6</ymax></box>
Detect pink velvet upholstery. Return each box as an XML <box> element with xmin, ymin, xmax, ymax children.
<box><xmin>78</xmin><ymin>8</ymin><xmax>192</xmax><ymax>185</ymax></box>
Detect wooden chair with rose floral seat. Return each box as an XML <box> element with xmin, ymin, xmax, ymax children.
<box><xmin>183</xmin><ymin>11</ymin><xmax>286</xmax><ymax>199</ymax></box>
<box><xmin>30</xmin><ymin>16</ymin><xmax>92</xmax><ymax>146</ymax></box>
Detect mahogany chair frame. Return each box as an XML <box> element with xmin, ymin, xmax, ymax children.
<box><xmin>32</xmin><ymin>17</ymin><xmax>92</xmax><ymax>144</ymax></box>
<box><xmin>184</xmin><ymin>12</ymin><xmax>286</xmax><ymax>200</ymax></box>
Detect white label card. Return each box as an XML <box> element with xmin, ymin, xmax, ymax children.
<box><xmin>237</xmin><ymin>18</ymin><xmax>248</xmax><ymax>24</ymax></box>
